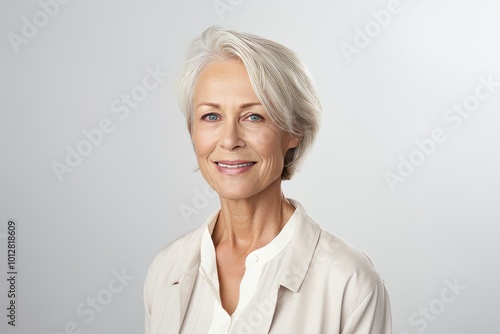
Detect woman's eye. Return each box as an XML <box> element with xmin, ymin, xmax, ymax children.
<box><xmin>247</xmin><ymin>114</ymin><xmax>263</xmax><ymax>122</ymax></box>
<box><xmin>202</xmin><ymin>113</ymin><xmax>219</xmax><ymax>121</ymax></box>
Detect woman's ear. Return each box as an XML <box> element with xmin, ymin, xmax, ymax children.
<box><xmin>288</xmin><ymin>135</ymin><xmax>302</xmax><ymax>149</ymax></box>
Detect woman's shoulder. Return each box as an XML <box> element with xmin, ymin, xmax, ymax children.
<box><xmin>146</xmin><ymin>224</ymin><xmax>205</xmax><ymax>283</ymax></box>
<box><xmin>314</xmin><ymin>229</ymin><xmax>391</xmax><ymax>329</ymax></box>
<box><xmin>153</xmin><ymin>224</ymin><xmax>204</xmax><ymax>260</ymax></box>
<box><xmin>290</xmin><ymin>199</ymin><xmax>383</xmax><ymax>286</ymax></box>
<box><xmin>314</xmin><ymin>228</ymin><xmax>383</xmax><ymax>288</ymax></box>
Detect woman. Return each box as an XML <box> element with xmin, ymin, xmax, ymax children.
<box><xmin>144</xmin><ymin>26</ymin><xmax>391</xmax><ymax>333</ymax></box>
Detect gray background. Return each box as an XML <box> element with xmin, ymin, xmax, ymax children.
<box><xmin>1</xmin><ymin>0</ymin><xmax>499</xmax><ymax>333</ymax></box>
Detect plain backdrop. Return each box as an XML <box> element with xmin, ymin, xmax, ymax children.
<box><xmin>1</xmin><ymin>0</ymin><xmax>499</xmax><ymax>333</ymax></box>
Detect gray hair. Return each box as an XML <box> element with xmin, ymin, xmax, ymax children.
<box><xmin>175</xmin><ymin>26</ymin><xmax>321</xmax><ymax>180</ymax></box>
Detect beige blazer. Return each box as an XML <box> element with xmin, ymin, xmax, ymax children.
<box><xmin>144</xmin><ymin>201</ymin><xmax>391</xmax><ymax>333</ymax></box>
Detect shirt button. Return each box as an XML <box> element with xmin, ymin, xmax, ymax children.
<box><xmin>250</xmin><ymin>255</ymin><xmax>258</xmax><ymax>263</ymax></box>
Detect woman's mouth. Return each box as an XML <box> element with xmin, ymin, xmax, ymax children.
<box><xmin>217</xmin><ymin>162</ymin><xmax>256</xmax><ymax>168</ymax></box>
<box><xmin>214</xmin><ymin>161</ymin><xmax>257</xmax><ymax>174</ymax></box>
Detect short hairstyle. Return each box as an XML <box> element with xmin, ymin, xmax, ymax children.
<box><xmin>175</xmin><ymin>26</ymin><xmax>321</xmax><ymax>180</ymax></box>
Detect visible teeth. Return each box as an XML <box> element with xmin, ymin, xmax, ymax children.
<box><xmin>218</xmin><ymin>162</ymin><xmax>254</xmax><ymax>168</ymax></box>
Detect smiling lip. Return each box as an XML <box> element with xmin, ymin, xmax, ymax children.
<box><xmin>214</xmin><ymin>160</ymin><xmax>257</xmax><ymax>175</ymax></box>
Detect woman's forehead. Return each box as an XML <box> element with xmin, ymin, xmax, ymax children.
<box><xmin>193</xmin><ymin>61</ymin><xmax>259</xmax><ymax>105</ymax></box>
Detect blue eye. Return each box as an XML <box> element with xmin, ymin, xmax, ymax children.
<box><xmin>203</xmin><ymin>113</ymin><xmax>219</xmax><ymax>121</ymax></box>
<box><xmin>248</xmin><ymin>114</ymin><xmax>263</xmax><ymax>121</ymax></box>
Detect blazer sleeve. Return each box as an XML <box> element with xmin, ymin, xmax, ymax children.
<box><xmin>143</xmin><ymin>261</ymin><xmax>155</xmax><ymax>334</ymax></box>
<box><xmin>144</xmin><ymin>250</ymin><xmax>165</xmax><ymax>334</ymax></box>
<box><xmin>341</xmin><ymin>277</ymin><xmax>392</xmax><ymax>334</ymax></box>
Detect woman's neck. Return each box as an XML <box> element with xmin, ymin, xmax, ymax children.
<box><xmin>212</xmin><ymin>179</ymin><xmax>295</xmax><ymax>254</ymax></box>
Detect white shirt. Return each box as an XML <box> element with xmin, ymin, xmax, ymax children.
<box><xmin>180</xmin><ymin>207</ymin><xmax>297</xmax><ymax>333</ymax></box>
<box><xmin>144</xmin><ymin>199</ymin><xmax>391</xmax><ymax>333</ymax></box>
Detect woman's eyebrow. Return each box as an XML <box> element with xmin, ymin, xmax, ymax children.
<box><xmin>196</xmin><ymin>102</ymin><xmax>221</xmax><ymax>110</ymax></box>
<box><xmin>195</xmin><ymin>102</ymin><xmax>262</xmax><ymax>110</ymax></box>
<box><xmin>239</xmin><ymin>102</ymin><xmax>262</xmax><ymax>110</ymax></box>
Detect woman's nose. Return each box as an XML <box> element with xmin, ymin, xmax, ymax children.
<box><xmin>219</xmin><ymin>120</ymin><xmax>245</xmax><ymax>151</ymax></box>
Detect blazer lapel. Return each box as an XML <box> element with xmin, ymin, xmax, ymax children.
<box><xmin>178</xmin><ymin>264</ymin><xmax>199</xmax><ymax>328</ymax></box>
<box><xmin>279</xmin><ymin>199</ymin><xmax>321</xmax><ymax>293</ymax></box>
<box><xmin>158</xmin><ymin>226</ymin><xmax>206</xmax><ymax>333</ymax></box>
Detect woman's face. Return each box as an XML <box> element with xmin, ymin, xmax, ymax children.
<box><xmin>191</xmin><ymin>60</ymin><xmax>300</xmax><ymax>200</ymax></box>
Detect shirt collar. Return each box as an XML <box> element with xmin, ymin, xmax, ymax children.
<box><xmin>244</xmin><ymin>208</ymin><xmax>297</xmax><ymax>266</ymax></box>
<box><xmin>200</xmin><ymin>201</ymin><xmax>299</xmax><ymax>275</ymax></box>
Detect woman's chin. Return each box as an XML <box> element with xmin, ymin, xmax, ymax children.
<box><xmin>209</xmin><ymin>174</ymin><xmax>283</xmax><ymax>201</ymax></box>
<box><xmin>212</xmin><ymin>183</ymin><xmax>259</xmax><ymax>201</ymax></box>
<box><xmin>216</xmin><ymin>190</ymin><xmax>254</xmax><ymax>201</ymax></box>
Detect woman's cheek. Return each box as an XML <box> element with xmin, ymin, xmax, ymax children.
<box><xmin>193</xmin><ymin>128</ymin><xmax>217</xmax><ymax>154</ymax></box>
<box><xmin>250</xmin><ymin>126</ymin><xmax>280</xmax><ymax>146</ymax></box>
